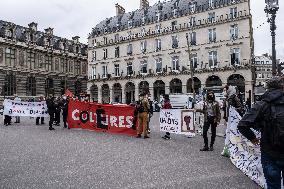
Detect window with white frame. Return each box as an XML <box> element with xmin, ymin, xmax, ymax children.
<box><xmin>209</xmin><ymin>51</ymin><xmax>218</xmax><ymax>68</ymax></box>
<box><xmin>191</xmin><ymin>54</ymin><xmax>198</xmax><ymax>69</ymax></box>
<box><xmin>140</xmin><ymin>60</ymin><xmax>148</xmax><ymax>74</ymax></box>
<box><xmin>230</xmin><ymin>48</ymin><xmax>240</xmax><ymax>66</ymax></box>
<box><xmin>115</xmin><ymin>46</ymin><xmax>120</xmax><ymax>58</ymax></box>
<box><xmin>127</xmin><ymin>62</ymin><xmax>133</xmax><ymax>75</ymax></box>
<box><xmin>208</xmin><ymin>12</ymin><xmax>215</xmax><ymax>22</ymax></box>
<box><xmin>156</xmin><ymin>12</ymin><xmax>161</xmax><ymax>22</ymax></box>
<box><xmin>93</xmin><ymin>51</ymin><xmax>96</xmax><ymax>61</ymax></box>
<box><xmin>230</xmin><ymin>7</ymin><xmax>238</xmax><ymax>19</ymax></box>
<box><xmin>103</xmin><ymin>49</ymin><xmax>108</xmax><ymax>59</ymax></box>
<box><xmin>6</xmin><ymin>29</ymin><xmax>13</xmax><ymax>39</ymax></box>
<box><xmin>208</xmin><ymin>28</ymin><xmax>216</xmax><ymax>43</ymax></box>
<box><xmin>155</xmin><ymin>24</ymin><xmax>161</xmax><ymax>33</ymax></box>
<box><xmin>141</xmin><ymin>40</ymin><xmax>147</xmax><ymax>53</ymax></box>
<box><xmin>127</xmin><ymin>44</ymin><xmax>133</xmax><ymax>55</ymax></box>
<box><xmin>114</xmin><ymin>64</ymin><xmax>120</xmax><ymax>77</ymax></box>
<box><xmin>171</xmin><ymin>21</ymin><xmax>177</xmax><ymax>31</ymax></box>
<box><xmin>156</xmin><ymin>58</ymin><xmax>162</xmax><ymax>73</ymax></box>
<box><xmin>114</xmin><ymin>34</ymin><xmax>119</xmax><ymax>42</ymax></box>
<box><xmin>141</xmin><ymin>28</ymin><xmax>146</xmax><ymax>36</ymax></box>
<box><xmin>172</xmin><ymin>35</ymin><xmax>179</xmax><ymax>48</ymax></box>
<box><xmin>190</xmin><ymin>17</ymin><xmax>196</xmax><ymax>27</ymax></box>
<box><xmin>189</xmin><ymin>1</ymin><xmax>197</xmax><ymax>13</ymax></box>
<box><xmin>190</xmin><ymin>32</ymin><xmax>197</xmax><ymax>45</ymax></box>
<box><xmin>172</xmin><ymin>56</ymin><xmax>180</xmax><ymax>71</ymax></box>
<box><xmin>103</xmin><ymin>37</ymin><xmax>108</xmax><ymax>45</ymax></box>
<box><xmin>230</xmin><ymin>24</ymin><xmax>239</xmax><ymax>40</ymax></box>
<box><xmin>92</xmin><ymin>67</ymin><xmax>96</xmax><ymax>79</ymax></box>
<box><xmin>102</xmin><ymin>65</ymin><xmax>108</xmax><ymax>78</ymax></box>
<box><xmin>208</xmin><ymin>0</ymin><xmax>214</xmax><ymax>8</ymax></box>
<box><xmin>155</xmin><ymin>39</ymin><xmax>162</xmax><ymax>51</ymax></box>
<box><xmin>128</xmin><ymin>20</ymin><xmax>132</xmax><ymax>29</ymax></box>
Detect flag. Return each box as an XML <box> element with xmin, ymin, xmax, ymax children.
<box><xmin>65</xmin><ymin>89</ymin><xmax>74</xmax><ymax>97</ymax></box>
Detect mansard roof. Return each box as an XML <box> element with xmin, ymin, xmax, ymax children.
<box><xmin>0</xmin><ymin>20</ymin><xmax>88</xmax><ymax>56</ymax></box>
<box><xmin>91</xmin><ymin>0</ymin><xmax>240</xmax><ymax>37</ymax></box>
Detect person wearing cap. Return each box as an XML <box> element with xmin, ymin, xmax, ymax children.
<box><xmin>137</xmin><ymin>93</ymin><xmax>150</xmax><ymax>139</ymax></box>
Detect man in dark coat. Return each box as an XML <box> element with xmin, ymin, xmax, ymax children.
<box><xmin>46</xmin><ymin>96</ymin><xmax>55</xmax><ymax>130</ymax></box>
<box><xmin>61</xmin><ymin>95</ymin><xmax>69</xmax><ymax>128</ymax></box>
<box><xmin>238</xmin><ymin>77</ymin><xmax>284</xmax><ymax>189</ymax></box>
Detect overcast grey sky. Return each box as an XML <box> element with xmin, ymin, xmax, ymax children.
<box><xmin>0</xmin><ymin>0</ymin><xmax>283</xmax><ymax>60</ymax></box>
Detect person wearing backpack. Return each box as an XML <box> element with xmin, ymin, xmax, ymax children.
<box><xmin>137</xmin><ymin>93</ymin><xmax>150</xmax><ymax>139</ymax></box>
<box><xmin>238</xmin><ymin>76</ymin><xmax>284</xmax><ymax>189</ymax></box>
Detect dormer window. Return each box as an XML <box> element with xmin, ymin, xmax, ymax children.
<box><xmin>208</xmin><ymin>0</ymin><xmax>214</xmax><ymax>8</ymax></box>
<box><xmin>6</xmin><ymin>29</ymin><xmax>13</xmax><ymax>39</ymax></box>
<box><xmin>156</xmin><ymin>12</ymin><xmax>161</xmax><ymax>22</ymax></box>
<box><xmin>76</xmin><ymin>46</ymin><xmax>80</xmax><ymax>54</ymax></box>
<box><xmin>128</xmin><ymin>20</ymin><xmax>133</xmax><ymax>29</ymax></box>
<box><xmin>30</xmin><ymin>33</ymin><xmax>34</xmax><ymax>42</ymax></box>
<box><xmin>189</xmin><ymin>1</ymin><xmax>197</xmax><ymax>13</ymax></box>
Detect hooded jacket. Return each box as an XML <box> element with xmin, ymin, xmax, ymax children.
<box><xmin>238</xmin><ymin>89</ymin><xmax>284</xmax><ymax>160</ymax></box>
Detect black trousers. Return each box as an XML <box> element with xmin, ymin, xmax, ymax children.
<box><xmin>4</xmin><ymin>115</ymin><xmax>11</xmax><ymax>125</ymax></box>
<box><xmin>36</xmin><ymin>117</ymin><xmax>44</xmax><ymax>125</ymax></box>
<box><xmin>55</xmin><ymin>111</ymin><xmax>60</xmax><ymax>124</ymax></box>
<box><xmin>62</xmin><ymin>111</ymin><xmax>68</xmax><ymax>127</ymax></box>
<box><xmin>49</xmin><ymin>112</ymin><xmax>55</xmax><ymax>128</ymax></box>
<box><xmin>203</xmin><ymin>116</ymin><xmax>217</xmax><ymax>147</ymax></box>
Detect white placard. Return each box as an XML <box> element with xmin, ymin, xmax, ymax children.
<box><xmin>3</xmin><ymin>99</ymin><xmax>49</xmax><ymax>117</ymax></box>
<box><xmin>159</xmin><ymin>109</ymin><xmax>181</xmax><ymax>134</ymax></box>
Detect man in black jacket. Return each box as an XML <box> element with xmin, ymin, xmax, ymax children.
<box><xmin>46</xmin><ymin>96</ymin><xmax>56</xmax><ymax>130</ymax></box>
<box><xmin>61</xmin><ymin>95</ymin><xmax>69</xmax><ymax>128</ymax></box>
<box><xmin>238</xmin><ymin>77</ymin><xmax>284</xmax><ymax>189</ymax></box>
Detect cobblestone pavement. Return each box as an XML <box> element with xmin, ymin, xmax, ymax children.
<box><xmin>0</xmin><ymin>114</ymin><xmax>259</xmax><ymax>189</ymax></box>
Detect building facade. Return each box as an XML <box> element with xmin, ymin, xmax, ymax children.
<box><xmin>88</xmin><ymin>0</ymin><xmax>254</xmax><ymax>104</ymax></box>
<box><xmin>0</xmin><ymin>20</ymin><xmax>88</xmax><ymax>100</ymax></box>
<box><xmin>254</xmin><ymin>54</ymin><xmax>273</xmax><ymax>87</ymax></box>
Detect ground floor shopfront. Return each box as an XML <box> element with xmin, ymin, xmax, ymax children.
<box><xmin>0</xmin><ymin>70</ymin><xmax>87</xmax><ymax>99</ymax></box>
<box><xmin>87</xmin><ymin>69</ymin><xmax>253</xmax><ymax>104</ymax></box>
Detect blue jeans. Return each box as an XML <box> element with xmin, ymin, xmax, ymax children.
<box><xmin>261</xmin><ymin>153</ymin><xmax>284</xmax><ymax>189</ymax></box>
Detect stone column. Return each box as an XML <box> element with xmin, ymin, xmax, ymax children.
<box><xmin>135</xmin><ymin>86</ymin><xmax>139</xmax><ymax>102</ymax></box>
<box><xmin>149</xmin><ymin>82</ymin><xmax>154</xmax><ymax>101</ymax></box>
<box><xmin>182</xmin><ymin>84</ymin><xmax>187</xmax><ymax>94</ymax></box>
<box><xmin>97</xmin><ymin>84</ymin><xmax>102</xmax><ymax>104</ymax></box>
<box><xmin>109</xmin><ymin>88</ymin><xmax>113</xmax><ymax>104</ymax></box>
<box><xmin>165</xmin><ymin>85</ymin><xmax>170</xmax><ymax>95</ymax></box>
<box><xmin>121</xmin><ymin>87</ymin><xmax>126</xmax><ymax>104</ymax></box>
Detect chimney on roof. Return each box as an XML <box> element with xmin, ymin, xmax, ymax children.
<box><xmin>44</xmin><ymin>27</ymin><xmax>53</xmax><ymax>36</ymax></box>
<box><xmin>72</xmin><ymin>36</ymin><xmax>80</xmax><ymax>44</ymax></box>
<box><xmin>140</xmin><ymin>0</ymin><xmax>149</xmax><ymax>9</ymax></box>
<box><xmin>115</xmin><ymin>3</ymin><xmax>125</xmax><ymax>16</ymax></box>
<box><xmin>28</xmin><ymin>22</ymin><xmax>38</xmax><ymax>31</ymax></box>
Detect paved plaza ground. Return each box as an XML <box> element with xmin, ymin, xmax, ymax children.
<box><xmin>0</xmin><ymin>114</ymin><xmax>259</xmax><ymax>189</ymax></box>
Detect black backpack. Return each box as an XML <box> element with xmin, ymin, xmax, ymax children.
<box><xmin>268</xmin><ymin>99</ymin><xmax>284</xmax><ymax>149</ymax></box>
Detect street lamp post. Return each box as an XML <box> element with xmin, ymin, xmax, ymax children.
<box><xmin>186</xmin><ymin>33</ymin><xmax>196</xmax><ymax>105</ymax></box>
<box><xmin>265</xmin><ymin>0</ymin><xmax>279</xmax><ymax>76</ymax></box>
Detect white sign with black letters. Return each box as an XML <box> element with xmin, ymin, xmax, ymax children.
<box><xmin>159</xmin><ymin>109</ymin><xmax>181</xmax><ymax>134</ymax></box>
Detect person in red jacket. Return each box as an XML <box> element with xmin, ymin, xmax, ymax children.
<box><xmin>162</xmin><ymin>94</ymin><xmax>172</xmax><ymax>140</ymax></box>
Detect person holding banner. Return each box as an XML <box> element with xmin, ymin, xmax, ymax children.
<box><xmin>61</xmin><ymin>95</ymin><xmax>69</xmax><ymax>129</ymax></box>
<box><xmin>46</xmin><ymin>96</ymin><xmax>56</xmax><ymax>130</ymax></box>
<box><xmin>36</xmin><ymin>96</ymin><xmax>45</xmax><ymax>125</ymax></box>
<box><xmin>197</xmin><ymin>91</ymin><xmax>221</xmax><ymax>151</ymax></box>
<box><xmin>238</xmin><ymin>77</ymin><xmax>284</xmax><ymax>189</ymax></box>
<box><xmin>137</xmin><ymin>93</ymin><xmax>150</xmax><ymax>139</ymax></box>
<box><xmin>14</xmin><ymin>95</ymin><xmax>21</xmax><ymax>123</ymax></box>
<box><xmin>162</xmin><ymin>94</ymin><xmax>173</xmax><ymax>140</ymax></box>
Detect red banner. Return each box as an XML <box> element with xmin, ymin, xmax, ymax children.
<box><xmin>67</xmin><ymin>100</ymin><xmax>137</xmax><ymax>136</ymax></box>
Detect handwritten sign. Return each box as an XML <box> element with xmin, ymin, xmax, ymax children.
<box><xmin>160</xmin><ymin>109</ymin><xmax>181</xmax><ymax>134</ymax></box>
<box><xmin>3</xmin><ymin>99</ymin><xmax>48</xmax><ymax>117</ymax></box>
<box><xmin>227</xmin><ymin>107</ymin><xmax>267</xmax><ymax>188</ymax></box>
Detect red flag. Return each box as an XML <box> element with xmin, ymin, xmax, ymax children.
<box><xmin>65</xmin><ymin>89</ymin><xmax>74</xmax><ymax>97</ymax></box>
